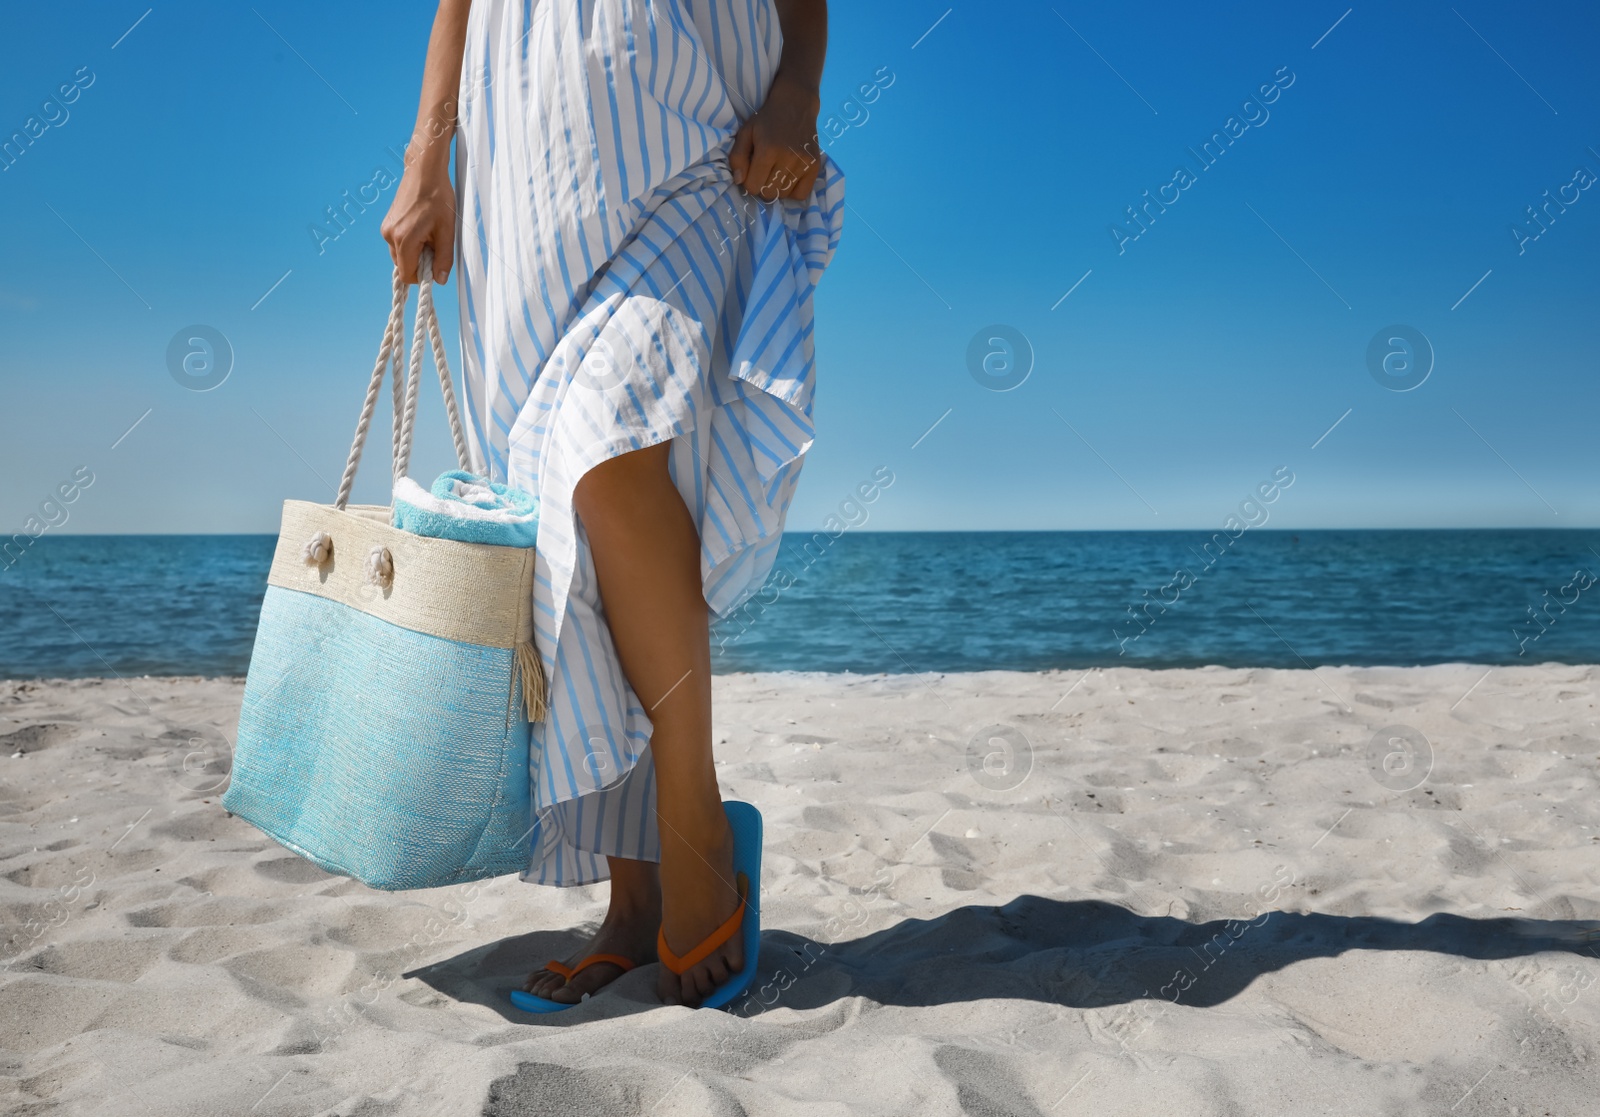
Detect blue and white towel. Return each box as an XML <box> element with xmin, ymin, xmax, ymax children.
<box><xmin>392</xmin><ymin>470</ymin><xmax>539</xmax><ymax>549</ymax></box>
<box><xmin>455</xmin><ymin>0</ymin><xmax>845</xmax><ymax>885</ymax></box>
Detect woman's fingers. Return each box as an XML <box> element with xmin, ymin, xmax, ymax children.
<box><xmin>740</xmin><ymin>118</ymin><xmax>790</xmax><ymax>200</ymax></box>
<box><xmin>378</xmin><ymin>222</ymin><xmax>453</xmax><ymax>285</ymax></box>
<box><xmin>783</xmin><ymin>147</ymin><xmax>821</xmax><ymax>200</ymax></box>
<box><xmin>404</xmin><ymin>239</ymin><xmax>446</xmax><ymax>284</ymax></box>
<box><xmin>736</xmin><ymin>131</ymin><xmax>822</xmax><ymax>202</ymax></box>
<box><xmin>381</xmin><ymin>219</ymin><xmax>419</xmax><ymax>283</ymax></box>
<box><xmin>764</xmin><ymin>152</ymin><xmax>819</xmax><ymax>201</ymax></box>
<box><xmin>396</xmin><ymin>237</ymin><xmax>422</xmax><ymax>285</ymax></box>
<box><xmin>728</xmin><ymin>119</ymin><xmax>755</xmax><ymax>185</ymax></box>
<box><xmin>431</xmin><ymin>222</ymin><xmax>455</xmax><ymax>284</ymax></box>
<box><xmin>744</xmin><ymin>142</ymin><xmax>780</xmax><ymax>200</ymax></box>
<box><xmin>379</xmin><ymin>219</ymin><xmax>403</xmax><ymax>271</ymax></box>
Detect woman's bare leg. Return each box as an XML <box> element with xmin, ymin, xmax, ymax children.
<box><xmin>568</xmin><ymin>440</ymin><xmax>743</xmax><ymax>1006</ymax></box>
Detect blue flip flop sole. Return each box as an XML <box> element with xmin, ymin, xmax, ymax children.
<box><xmin>698</xmin><ymin>800</ymin><xmax>763</xmax><ymax>1010</ymax></box>
<box><xmin>508</xmin><ymin>987</ymin><xmax>580</xmax><ymax>1014</ymax></box>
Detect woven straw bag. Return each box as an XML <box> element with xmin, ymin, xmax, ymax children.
<box><xmin>223</xmin><ymin>252</ymin><xmax>546</xmax><ymax>890</ymax></box>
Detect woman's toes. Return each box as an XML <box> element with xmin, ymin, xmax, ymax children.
<box><xmin>555</xmin><ymin>962</ymin><xmax>624</xmax><ymax>1003</ymax></box>
<box><xmin>704</xmin><ymin>956</ymin><xmax>731</xmax><ymax>987</ymax></box>
<box><xmin>525</xmin><ymin>968</ymin><xmax>563</xmax><ymax>997</ymax></box>
<box><xmin>657</xmin><ymin>945</ymin><xmax>739</xmax><ymax>1006</ymax></box>
<box><xmin>696</xmin><ymin>967</ymin><xmax>721</xmax><ymax>1002</ymax></box>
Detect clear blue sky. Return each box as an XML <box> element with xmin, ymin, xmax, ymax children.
<box><xmin>2</xmin><ymin>1</ymin><xmax>1597</xmax><ymax>534</ymax></box>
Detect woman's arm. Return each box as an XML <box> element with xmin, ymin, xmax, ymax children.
<box><xmin>381</xmin><ymin>0</ymin><xmax>473</xmax><ymax>284</ymax></box>
<box><xmin>730</xmin><ymin>0</ymin><xmax>827</xmax><ymax>201</ymax></box>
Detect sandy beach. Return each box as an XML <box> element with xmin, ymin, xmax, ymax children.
<box><xmin>4</xmin><ymin>664</ymin><xmax>1599</xmax><ymax>1115</ymax></box>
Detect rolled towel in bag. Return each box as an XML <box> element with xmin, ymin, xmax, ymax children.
<box><xmin>392</xmin><ymin>470</ymin><xmax>539</xmax><ymax>548</ymax></box>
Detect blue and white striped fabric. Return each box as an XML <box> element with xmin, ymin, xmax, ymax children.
<box><xmin>454</xmin><ymin>0</ymin><xmax>845</xmax><ymax>885</ymax></box>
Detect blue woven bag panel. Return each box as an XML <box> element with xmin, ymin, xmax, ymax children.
<box><xmin>224</xmin><ymin>586</ymin><xmax>533</xmax><ymax>890</ymax></box>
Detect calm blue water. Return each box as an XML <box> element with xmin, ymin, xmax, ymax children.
<box><xmin>1</xmin><ymin>531</ymin><xmax>1597</xmax><ymax>678</ymax></box>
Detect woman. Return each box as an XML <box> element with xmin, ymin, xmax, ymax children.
<box><xmin>381</xmin><ymin>0</ymin><xmax>843</xmax><ymax>1008</ymax></box>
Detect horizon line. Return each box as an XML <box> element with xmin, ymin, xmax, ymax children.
<box><xmin>19</xmin><ymin>525</ymin><xmax>1600</xmax><ymax>539</ymax></box>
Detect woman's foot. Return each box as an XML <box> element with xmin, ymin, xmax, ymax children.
<box><xmin>656</xmin><ymin>807</ymin><xmax>744</xmax><ymax>1006</ymax></box>
<box><xmin>524</xmin><ymin>856</ymin><xmax>660</xmax><ymax>1004</ymax></box>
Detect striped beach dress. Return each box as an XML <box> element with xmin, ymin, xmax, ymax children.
<box><xmin>453</xmin><ymin>0</ymin><xmax>845</xmax><ymax>885</ymax></box>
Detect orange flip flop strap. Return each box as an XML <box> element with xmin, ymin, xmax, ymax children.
<box><xmin>657</xmin><ymin>874</ymin><xmax>748</xmax><ymax>975</ymax></box>
<box><xmin>568</xmin><ymin>952</ymin><xmax>637</xmax><ymax>977</ymax></box>
<box><xmin>544</xmin><ymin>953</ymin><xmax>636</xmax><ymax>981</ymax></box>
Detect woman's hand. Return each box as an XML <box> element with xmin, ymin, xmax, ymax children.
<box><xmin>729</xmin><ymin>72</ymin><xmax>823</xmax><ymax>202</ymax></box>
<box><xmin>381</xmin><ymin>165</ymin><xmax>456</xmax><ymax>285</ymax></box>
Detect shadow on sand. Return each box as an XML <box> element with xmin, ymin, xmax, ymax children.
<box><xmin>406</xmin><ymin>894</ymin><xmax>1600</xmax><ymax>1025</ymax></box>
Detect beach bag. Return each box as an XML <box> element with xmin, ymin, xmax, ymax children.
<box><xmin>222</xmin><ymin>254</ymin><xmax>547</xmax><ymax>890</ymax></box>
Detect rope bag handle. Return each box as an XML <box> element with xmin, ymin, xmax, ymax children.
<box><xmin>334</xmin><ymin>247</ymin><xmax>478</xmax><ymax>510</ymax></box>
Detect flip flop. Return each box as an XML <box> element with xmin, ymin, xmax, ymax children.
<box><xmin>657</xmin><ymin>800</ymin><xmax>762</xmax><ymax>1011</ymax></box>
<box><xmin>508</xmin><ymin>952</ymin><xmax>637</xmax><ymax>1014</ymax></box>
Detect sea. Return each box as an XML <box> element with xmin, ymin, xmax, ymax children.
<box><xmin>1</xmin><ymin>530</ymin><xmax>1597</xmax><ymax>678</ymax></box>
